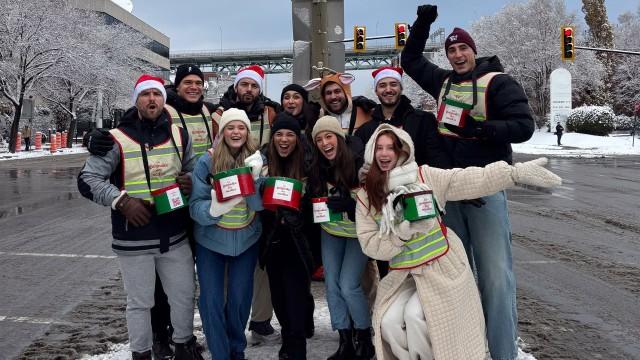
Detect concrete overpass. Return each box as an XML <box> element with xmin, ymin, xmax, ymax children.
<box><xmin>169</xmin><ymin>39</ymin><xmax>445</xmax><ymax>75</ymax></box>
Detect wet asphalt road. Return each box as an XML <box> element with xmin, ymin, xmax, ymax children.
<box><xmin>0</xmin><ymin>154</ymin><xmax>117</xmax><ymax>360</ymax></box>
<box><xmin>0</xmin><ymin>153</ymin><xmax>639</xmax><ymax>359</ymax></box>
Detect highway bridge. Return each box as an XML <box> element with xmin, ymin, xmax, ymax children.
<box><xmin>170</xmin><ymin>33</ymin><xmax>445</xmax><ymax>75</ymax></box>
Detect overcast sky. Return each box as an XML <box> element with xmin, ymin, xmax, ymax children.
<box><xmin>128</xmin><ymin>0</ymin><xmax>634</xmax><ymax>51</ymax></box>
<box><xmin>123</xmin><ymin>0</ymin><xmax>635</xmax><ymax>100</ymax></box>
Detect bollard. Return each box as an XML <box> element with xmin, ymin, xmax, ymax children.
<box><xmin>50</xmin><ymin>134</ymin><xmax>57</xmax><ymax>153</ymax></box>
<box><xmin>56</xmin><ymin>132</ymin><xmax>61</xmax><ymax>151</ymax></box>
<box><xmin>15</xmin><ymin>131</ymin><xmax>22</xmax><ymax>152</ymax></box>
<box><xmin>35</xmin><ymin>132</ymin><xmax>42</xmax><ymax>150</ymax></box>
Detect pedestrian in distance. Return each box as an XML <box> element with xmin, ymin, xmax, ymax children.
<box><xmin>307</xmin><ymin>116</ymin><xmax>374</xmax><ymax>360</ymax></box>
<box><xmin>189</xmin><ymin>108</ymin><xmax>265</xmax><ymax>360</ymax></box>
<box><xmin>401</xmin><ymin>5</ymin><xmax>535</xmax><ymax>359</ymax></box>
<box><xmin>22</xmin><ymin>124</ymin><xmax>32</xmax><ymax>151</ymax></box>
<box><xmin>555</xmin><ymin>122</ymin><xmax>564</xmax><ymax>146</ymax></box>
<box><xmin>77</xmin><ymin>74</ymin><xmax>203</xmax><ymax>360</ymax></box>
<box><xmin>356</xmin><ymin>124</ymin><xmax>561</xmax><ymax>360</ymax></box>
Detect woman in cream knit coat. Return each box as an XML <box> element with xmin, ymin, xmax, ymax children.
<box><xmin>355</xmin><ymin>124</ymin><xmax>561</xmax><ymax>360</ymax></box>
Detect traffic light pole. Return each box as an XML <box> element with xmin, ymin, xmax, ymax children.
<box><xmin>575</xmin><ymin>46</ymin><xmax>640</xmax><ymax>56</ymax></box>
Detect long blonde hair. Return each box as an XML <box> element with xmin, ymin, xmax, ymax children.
<box><xmin>212</xmin><ymin>130</ymin><xmax>258</xmax><ymax>173</ymax></box>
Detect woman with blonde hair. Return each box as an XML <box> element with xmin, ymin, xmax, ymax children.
<box><xmin>189</xmin><ymin>108</ymin><xmax>265</xmax><ymax>360</ymax></box>
<box><xmin>356</xmin><ymin>124</ymin><xmax>561</xmax><ymax>360</ymax></box>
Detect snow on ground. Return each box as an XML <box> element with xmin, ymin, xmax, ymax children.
<box><xmin>80</xmin><ymin>283</ymin><xmax>538</xmax><ymax>360</ymax></box>
<box><xmin>1</xmin><ymin>130</ymin><xmax>638</xmax><ymax>162</ymax></box>
<box><xmin>513</xmin><ymin>130</ymin><xmax>640</xmax><ymax>157</ymax></box>
<box><xmin>0</xmin><ymin>143</ymin><xmax>87</xmax><ymax>161</ymax></box>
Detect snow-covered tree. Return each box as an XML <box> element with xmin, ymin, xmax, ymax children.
<box><xmin>0</xmin><ymin>0</ymin><xmax>153</xmax><ymax>151</ymax></box>
<box><xmin>582</xmin><ymin>0</ymin><xmax>617</xmax><ymax>105</ymax></box>
<box><xmin>0</xmin><ymin>0</ymin><xmax>69</xmax><ymax>152</ymax></box>
<box><xmin>39</xmin><ymin>9</ymin><xmax>151</xmax><ymax>147</ymax></box>
<box><xmin>611</xmin><ymin>8</ymin><xmax>640</xmax><ymax>115</ymax></box>
<box><xmin>471</xmin><ymin>0</ymin><xmax>604</xmax><ymax>128</ymax></box>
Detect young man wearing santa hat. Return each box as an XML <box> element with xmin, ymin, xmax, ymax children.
<box><xmin>401</xmin><ymin>5</ymin><xmax>535</xmax><ymax>360</ymax></box>
<box><xmin>355</xmin><ymin>66</ymin><xmax>450</xmax><ymax>170</ymax></box>
<box><xmin>215</xmin><ymin>65</ymin><xmax>279</xmax><ymax>146</ymax></box>
<box><xmin>78</xmin><ymin>75</ymin><xmax>203</xmax><ymax>360</ymax></box>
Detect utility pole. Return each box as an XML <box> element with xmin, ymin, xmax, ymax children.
<box><xmin>292</xmin><ymin>0</ymin><xmax>344</xmax><ymax>84</ymax></box>
<box><xmin>311</xmin><ymin>0</ymin><xmax>328</xmax><ymax>74</ymax></box>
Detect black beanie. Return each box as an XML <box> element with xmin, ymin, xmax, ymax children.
<box><xmin>280</xmin><ymin>83</ymin><xmax>309</xmax><ymax>103</ymax></box>
<box><xmin>271</xmin><ymin>112</ymin><xmax>301</xmax><ymax>137</ymax></box>
<box><xmin>174</xmin><ymin>64</ymin><xmax>204</xmax><ymax>87</ymax></box>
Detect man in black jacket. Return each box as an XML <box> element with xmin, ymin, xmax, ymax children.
<box><xmin>78</xmin><ymin>75</ymin><xmax>202</xmax><ymax>360</ymax></box>
<box><xmin>86</xmin><ymin>65</ymin><xmax>213</xmax><ymax>358</ymax></box>
<box><xmin>355</xmin><ymin>66</ymin><xmax>451</xmax><ymax>169</ymax></box>
<box><xmin>401</xmin><ymin>5</ymin><xmax>535</xmax><ymax>360</ymax></box>
<box><xmin>215</xmin><ymin>65</ymin><xmax>279</xmax><ymax>146</ymax></box>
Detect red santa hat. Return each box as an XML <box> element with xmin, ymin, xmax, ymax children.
<box><xmin>132</xmin><ymin>74</ymin><xmax>167</xmax><ymax>105</ymax></box>
<box><xmin>372</xmin><ymin>66</ymin><xmax>403</xmax><ymax>88</ymax></box>
<box><xmin>234</xmin><ymin>65</ymin><xmax>265</xmax><ymax>93</ymax></box>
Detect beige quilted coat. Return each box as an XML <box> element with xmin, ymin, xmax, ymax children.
<box><xmin>355</xmin><ymin>124</ymin><xmax>561</xmax><ymax>360</ymax></box>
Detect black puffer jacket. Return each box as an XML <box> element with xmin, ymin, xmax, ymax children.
<box><xmin>355</xmin><ymin>95</ymin><xmax>452</xmax><ymax>169</ymax></box>
<box><xmin>401</xmin><ymin>17</ymin><xmax>534</xmax><ymax>168</ymax></box>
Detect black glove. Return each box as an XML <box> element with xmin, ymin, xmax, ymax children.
<box><xmin>176</xmin><ymin>172</ymin><xmax>192</xmax><ymax>196</ymax></box>
<box><xmin>460</xmin><ymin>198</ymin><xmax>486</xmax><ymax>208</ymax></box>
<box><xmin>352</xmin><ymin>96</ymin><xmax>376</xmax><ymax>113</ymax></box>
<box><xmin>444</xmin><ymin>114</ymin><xmax>496</xmax><ymax>140</ymax></box>
<box><xmin>416</xmin><ymin>4</ymin><xmax>438</xmax><ymax>24</ymax></box>
<box><xmin>87</xmin><ymin>128</ymin><xmax>114</xmax><ymax>156</ymax></box>
<box><xmin>326</xmin><ymin>196</ymin><xmax>356</xmax><ymax>213</ymax></box>
<box><xmin>279</xmin><ymin>208</ymin><xmax>304</xmax><ymax>229</ymax></box>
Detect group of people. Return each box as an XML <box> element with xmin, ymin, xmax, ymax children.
<box><xmin>78</xmin><ymin>5</ymin><xmax>563</xmax><ymax>360</ymax></box>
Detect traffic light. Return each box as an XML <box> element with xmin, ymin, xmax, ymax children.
<box><xmin>354</xmin><ymin>26</ymin><xmax>366</xmax><ymax>53</ymax></box>
<box><xmin>394</xmin><ymin>23</ymin><xmax>408</xmax><ymax>49</ymax></box>
<box><xmin>561</xmin><ymin>26</ymin><xmax>575</xmax><ymax>62</ymax></box>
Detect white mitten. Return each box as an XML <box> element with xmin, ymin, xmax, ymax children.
<box><xmin>513</xmin><ymin>157</ymin><xmax>562</xmax><ymax>188</ymax></box>
<box><xmin>244</xmin><ymin>150</ymin><xmax>263</xmax><ymax>180</ymax></box>
<box><xmin>209</xmin><ymin>189</ymin><xmax>243</xmax><ymax>217</ymax></box>
<box><xmin>395</xmin><ymin>219</ymin><xmax>430</xmax><ymax>240</ymax></box>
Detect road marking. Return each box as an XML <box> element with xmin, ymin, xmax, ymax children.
<box><xmin>0</xmin><ymin>315</ymin><xmax>64</xmax><ymax>325</ymax></box>
<box><xmin>0</xmin><ymin>251</ymin><xmax>116</xmax><ymax>259</ymax></box>
<box><xmin>518</xmin><ymin>260</ymin><xmax>559</xmax><ymax>264</ymax></box>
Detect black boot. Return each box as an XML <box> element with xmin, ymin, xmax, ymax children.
<box><xmin>174</xmin><ymin>335</ymin><xmax>204</xmax><ymax>360</ymax></box>
<box><xmin>327</xmin><ymin>329</ymin><xmax>355</xmax><ymax>360</ymax></box>
<box><xmin>131</xmin><ymin>350</ymin><xmax>152</xmax><ymax>360</ymax></box>
<box><xmin>152</xmin><ymin>331</ymin><xmax>174</xmax><ymax>360</ymax></box>
<box><xmin>353</xmin><ymin>328</ymin><xmax>375</xmax><ymax>360</ymax></box>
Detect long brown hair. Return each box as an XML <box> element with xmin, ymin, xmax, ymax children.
<box><xmin>365</xmin><ymin>131</ymin><xmax>404</xmax><ymax>213</ymax></box>
<box><xmin>308</xmin><ymin>135</ymin><xmax>357</xmax><ymax>197</ymax></box>
<box><xmin>267</xmin><ymin>134</ymin><xmax>305</xmax><ymax>180</ymax></box>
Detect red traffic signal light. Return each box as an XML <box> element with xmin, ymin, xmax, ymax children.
<box><xmin>395</xmin><ymin>23</ymin><xmax>408</xmax><ymax>49</ymax></box>
<box><xmin>354</xmin><ymin>26</ymin><xmax>366</xmax><ymax>53</ymax></box>
<box><xmin>561</xmin><ymin>26</ymin><xmax>575</xmax><ymax>62</ymax></box>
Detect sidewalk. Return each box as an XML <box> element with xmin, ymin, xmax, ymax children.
<box><xmin>0</xmin><ymin>143</ymin><xmax>87</xmax><ymax>161</ymax></box>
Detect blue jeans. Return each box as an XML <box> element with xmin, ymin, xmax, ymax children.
<box><xmin>321</xmin><ymin>230</ymin><xmax>371</xmax><ymax>330</ymax></box>
<box><xmin>444</xmin><ymin>191</ymin><xmax>518</xmax><ymax>360</ymax></box>
<box><xmin>196</xmin><ymin>242</ymin><xmax>258</xmax><ymax>360</ymax></box>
